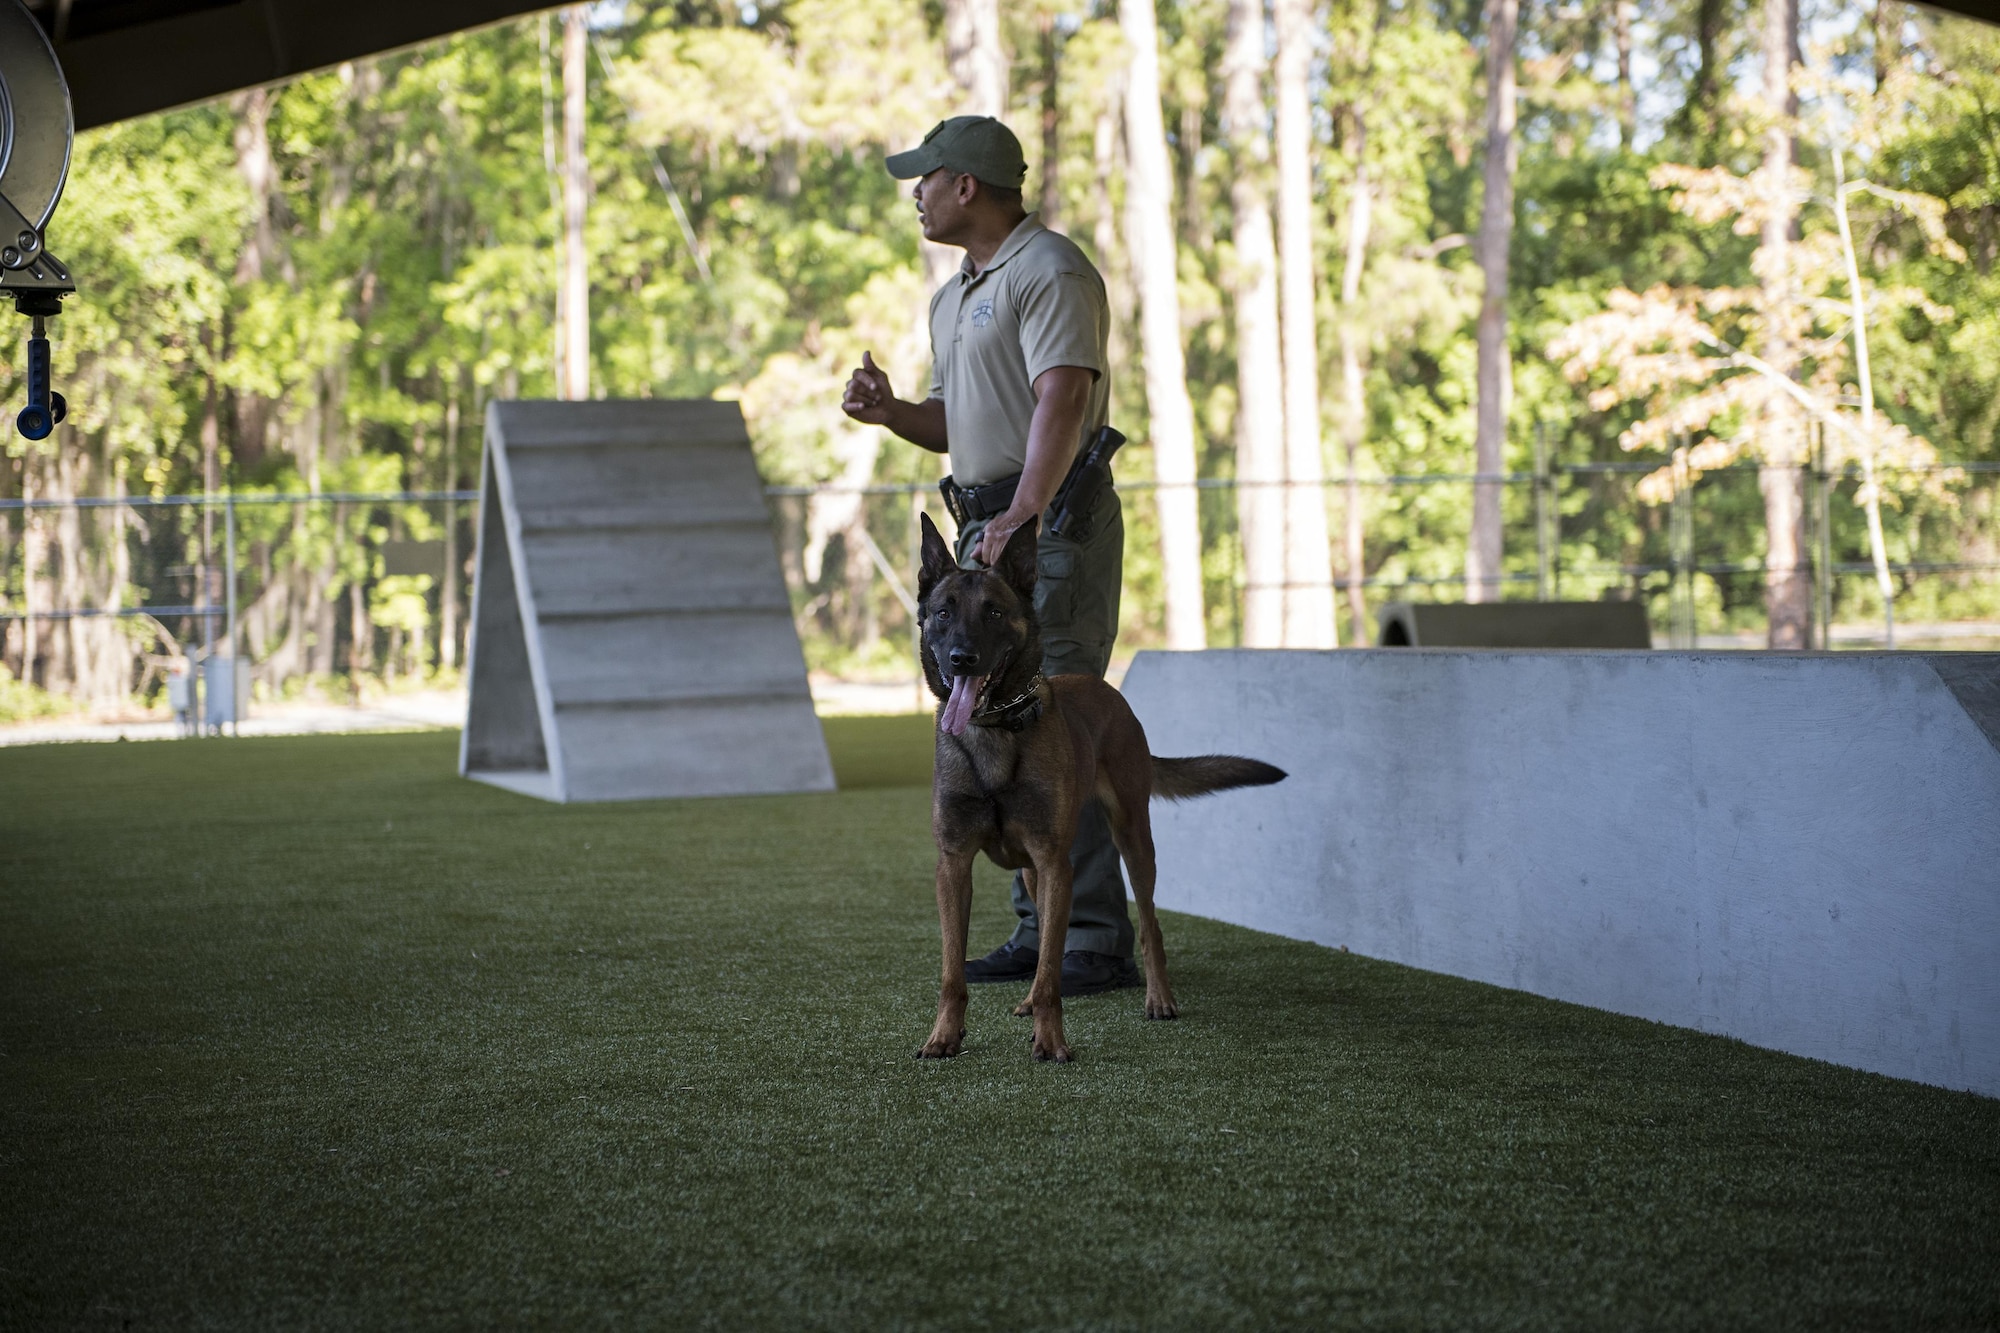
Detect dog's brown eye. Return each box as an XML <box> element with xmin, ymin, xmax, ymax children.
<box><xmin>985</xmin><ymin>605</ymin><xmax>1003</xmax><ymax>620</ymax></box>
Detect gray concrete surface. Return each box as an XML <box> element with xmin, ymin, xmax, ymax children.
<box><xmin>0</xmin><ymin>689</ymin><xmax>468</xmax><ymax>746</ymax></box>
<box><xmin>1121</xmin><ymin>648</ymin><xmax>2000</xmax><ymax>1097</ymax></box>
<box><xmin>461</xmin><ymin>400</ymin><xmax>834</xmax><ymax>802</ymax></box>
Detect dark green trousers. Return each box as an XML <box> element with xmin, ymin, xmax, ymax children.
<box><xmin>954</xmin><ymin>493</ymin><xmax>1132</xmax><ymax>958</ymax></box>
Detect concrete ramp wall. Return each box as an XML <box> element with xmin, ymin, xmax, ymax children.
<box><xmin>1121</xmin><ymin>649</ymin><xmax>2000</xmax><ymax>1097</ymax></box>
<box><xmin>460</xmin><ymin>400</ymin><xmax>833</xmax><ymax>803</ymax></box>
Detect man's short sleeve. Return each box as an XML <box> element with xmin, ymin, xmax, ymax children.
<box><xmin>927</xmin><ymin>285</ymin><xmax>947</xmax><ymax>400</ymax></box>
<box><xmin>1015</xmin><ymin>263</ymin><xmax>1106</xmax><ymax>387</ymax></box>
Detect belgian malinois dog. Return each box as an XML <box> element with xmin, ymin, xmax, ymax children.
<box><xmin>915</xmin><ymin>512</ymin><xmax>1286</xmax><ymax>1063</ymax></box>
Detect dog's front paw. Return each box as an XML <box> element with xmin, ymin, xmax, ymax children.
<box><xmin>1145</xmin><ymin>994</ymin><xmax>1179</xmax><ymax>1020</ymax></box>
<box><xmin>1030</xmin><ymin>1019</ymin><xmax>1072</xmax><ymax>1063</ymax></box>
<box><xmin>915</xmin><ymin>1027</ymin><xmax>965</xmax><ymax>1059</ymax></box>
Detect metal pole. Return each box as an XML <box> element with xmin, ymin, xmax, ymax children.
<box><xmin>1552</xmin><ymin>461</ymin><xmax>1563</xmax><ymax>601</ymax></box>
<box><xmin>226</xmin><ymin>493</ymin><xmax>238</xmax><ymax>736</ymax></box>
<box><xmin>1814</xmin><ymin>423</ymin><xmax>1834</xmax><ymax>650</ymax></box>
<box><xmin>1533</xmin><ymin>422</ymin><xmax>1551</xmax><ymax>602</ymax></box>
<box><xmin>1671</xmin><ymin>442</ymin><xmax>1693</xmax><ymax>649</ymax></box>
<box><xmin>196</xmin><ymin>493</ymin><xmax>210</xmax><ymax>733</ymax></box>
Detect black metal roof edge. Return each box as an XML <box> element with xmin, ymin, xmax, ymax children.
<box><xmin>39</xmin><ymin>0</ymin><xmax>565</xmax><ymax>131</ymax></box>
<box><xmin>28</xmin><ymin>0</ymin><xmax>2000</xmax><ymax>131</ymax></box>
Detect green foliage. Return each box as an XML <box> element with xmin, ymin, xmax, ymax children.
<box><xmin>5</xmin><ymin>0</ymin><xmax>1998</xmax><ymax>688</ymax></box>
<box><xmin>0</xmin><ymin>665</ymin><xmax>76</xmax><ymax>723</ymax></box>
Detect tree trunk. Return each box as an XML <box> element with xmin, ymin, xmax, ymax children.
<box><xmin>108</xmin><ymin>464</ymin><xmax>132</xmax><ymax>702</ymax></box>
<box><xmin>348</xmin><ymin>577</ymin><xmax>374</xmax><ymax>679</ymax></box>
<box><xmin>54</xmin><ymin>451</ymin><xmax>85</xmax><ymax>696</ymax></box>
<box><xmin>1274</xmin><ymin>0</ymin><xmax>1336</xmax><ymax>646</ymax></box>
<box><xmin>802</xmin><ymin>426</ymin><xmax>883</xmax><ymax>654</ymax></box>
<box><xmin>540</xmin><ymin>16</ymin><xmax>565</xmax><ymax>396</ymax></box>
<box><xmin>231</xmin><ymin>87</ymin><xmax>277</xmax><ymax>468</ymax></box>
<box><xmin>20</xmin><ymin>455</ymin><xmax>40</xmax><ymax>685</ymax></box>
<box><xmin>440</xmin><ymin>385</ymin><xmax>462</xmax><ymax>671</ymax></box>
<box><xmin>48</xmin><ymin>446</ymin><xmax>126</xmax><ymax>705</ymax></box>
<box><xmin>1092</xmin><ymin>96</ymin><xmax>1131</xmax><ymax>379</ymax></box>
<box><xmin>201</xmin><ymin>375</ymin><xmax>220</xmax><ymax>655</ymax></box>
<box><xmin>232</xmin><ymin>88</ymin><xmax>276</xmax><ymax>285</ymax></box>
<box><xmin>1338</xmin><ymin>112</ymin><xmax>1373</xmax><ymax>645</ymax></box>
<box><xmin>1758</xmin><ymin>0</ymin><xmax>1810</xmax><ymax>649</ymax></box>
<box><xmin>1179</xmin><ymin>103</ymin><xmax>1211</xmax><ymax>253</ymax></box>
<box><xmin>1685</xmin><ymin>0</ymin><xmax>1724</xmax><ymax>149</ymax></box>
<box><xmin>945</xmin><ymin>0</ymin><xmax>1006</xmax><ymax>118</ymax></box>
<box><xmin>1614</xmin><ymin>0</ymin><xmax>1635</xmax><ymax>149</ymax></box>
<box><xmin>1224</xmin><ymin>0</ymin><xmax>1287</xmax><ymax>649</ymax></box>
<box><xmin>307</xmin><ymin>518</ymin><xmax>337</xmax><ymax>678</ymax></box>
<box><xmin>1874</xmin><ymin>0</ymin><xmax>1899</xmax><ymax>92</ymax></box>
<box><xmin>1468</xmin><ymin>0</ymin><xmax>1517</xmax><ymax>604</ymax></box>
<box><xmin>560</xmin><ymin>6</ymin><xmax>590</xmax><ymax>401</ymax></box>
<box><xmin>1039</xmin><ymin>14</ymin><xmax>1061</xmax><ymax>227</ymax></box>
<box><xmin>1833</xmin><ymin>150</ymin><xmax>1896</xmax><ymax>648</ymax></box>
<box><xmin>1122</xmin><ymin>0</ymin><xmax>1207</xmax><ymax>650</ymax></box>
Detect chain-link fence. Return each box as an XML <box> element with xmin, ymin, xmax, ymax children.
<box><xmin>0</xmin><ymin>491</ymin><xmax>476</xmax><ymax>716</ymax></box>
<box><xmin>5</xmin><ymin>452</ymin><xmax>1998</xmax><ymax>718</ymax></box>
<box><xmin>767</xmin><ymin>451</ymin><xmax>2000</xmax><ymax>672</ymax></box>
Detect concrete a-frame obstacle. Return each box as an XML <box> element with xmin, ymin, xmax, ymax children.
<box><xmin>460</xmin><ymin>400</ymin><xmax>834</xmax><ymax>802</ymax></box>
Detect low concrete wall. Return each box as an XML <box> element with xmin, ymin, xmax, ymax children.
<box><xmin>1121</xmin><ymin>649</ymin><xmax>2000</xmax><ymax>1097</ymax></box>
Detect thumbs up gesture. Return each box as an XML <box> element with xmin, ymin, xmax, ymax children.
<box><xmin>841</xmin><ymin>350</ymin><xmax>897</xmax><ymax>427</ymax></box>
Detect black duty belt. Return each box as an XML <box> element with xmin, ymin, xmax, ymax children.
<box><xmin>938</xmin><ymin>472</ymin><xmax>1020</xmax><ymax>526</ymax></box>
<box><xmin>939</xmin><ymin>427</ymin><xmax>1127</xmax><ymax>540</ymax></box>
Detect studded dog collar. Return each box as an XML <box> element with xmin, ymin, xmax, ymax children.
<box><xmin>970</xmin><ymin>673</ymin><xmax>1047</xmax><ymax>731</ymax></box>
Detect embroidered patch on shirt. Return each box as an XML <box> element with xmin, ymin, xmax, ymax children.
<box><xmin>970</xmin><ymin>300</ymin><xmax>995</xmax><ymax>328</ymax></box>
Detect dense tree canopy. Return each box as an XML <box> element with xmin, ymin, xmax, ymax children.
<box><xmin>3</xmin><ymin>0</ymin><xmax>1996</xmax><ymax>706</ymax></box>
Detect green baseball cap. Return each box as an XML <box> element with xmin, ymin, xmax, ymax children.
<box><xmin>885</xmin><ymin>116</ymin><xmax>1027</xmax><ymax>190</ymax></box>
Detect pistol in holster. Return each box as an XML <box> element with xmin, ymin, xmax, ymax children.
<box><xmin>1047</xmin><ymin>425</ymin><xmax>1127</xmax><ymax>543</ymax></box>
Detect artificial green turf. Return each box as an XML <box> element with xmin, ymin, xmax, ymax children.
<box><xmin>819</xmin><ymin>712</ymin><xmax>936</xmax><ymax>790</ymax></box>
<box><xmin>2</xmin><ymin>727</ymin><xmax>1995</xmax><ymax>1331</ymax></box>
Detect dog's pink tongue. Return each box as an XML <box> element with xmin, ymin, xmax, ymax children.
<box><xmin>940</xmin><ymin>674</ymin><xmax>986</xmax><ymax>736</ymax></box>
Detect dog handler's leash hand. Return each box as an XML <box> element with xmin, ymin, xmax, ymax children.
<box><xmin>973</xmin><ymin>513</ymin><xmax>1028</xmax><ymax>568</ymax></box>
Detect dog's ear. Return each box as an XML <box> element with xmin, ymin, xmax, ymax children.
<box><xmin>917</xmin><ymin>511</ymin><xmax>955</xmax><ymax>601</ymax></box>
<box><xmin>996</xmin><ymin>516</ymin><xmax>1038</xmax><ymax>598</ymax></box>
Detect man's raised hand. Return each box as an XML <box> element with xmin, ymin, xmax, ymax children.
<box><xmin>841</xmin><ymin>350</ymin><xmax>895</xmax><ymax>426</ymax></box>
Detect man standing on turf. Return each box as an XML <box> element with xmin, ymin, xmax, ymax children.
<box><xmin>840</xmin><ymin>115</ymin><xmax>1137</xmax><ymax>998</ymax></box>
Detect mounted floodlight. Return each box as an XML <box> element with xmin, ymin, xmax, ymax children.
<box><xmin>0</xmin><ymin>0</ymin><xmax>77</xmax><ymax>440</ymax></box>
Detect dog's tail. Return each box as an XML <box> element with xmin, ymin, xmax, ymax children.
<box><xmin>1150</xmin><ymin>754</ymin><xmax>1287</xmax><ymax>801</ymax></box>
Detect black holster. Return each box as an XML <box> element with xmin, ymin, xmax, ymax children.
<box><xmin>1047</xmin><ymin>426</ymin><xmax>1127</xmax><ymax>543</ymax></box>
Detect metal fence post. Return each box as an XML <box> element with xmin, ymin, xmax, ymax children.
<box><xmin>1813</xmin><ymin>424</ymin><xmax>1834</xmax><ymax>651</ymax></box>
<box><xmin>1534</xmin><ymin>423</ymin><xmax>1552</xmax><ymax>602</ymax></box>
<box><xmin>225</xmin><ymin>492</ymin><xmax>238</xmax><ymax>736</ymax></box>
<box><xmin>1670</xmin><ymin>442</ymin><xmax>1694</xmax><ymax>649</ymax></box>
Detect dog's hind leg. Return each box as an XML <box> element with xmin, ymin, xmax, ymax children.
<box><xmin>1108</xmin><ymin>793</ymin><xmax>1177</xmax><ymax>1020</ymax></box>
<box><xmin>918</xmin><ymin>847</ymin><xmax>977</xmax><ymax>1059</ymax></box>
<box><xmin>1024</xmin><ymin>848</ymin><xmax>1074</xmax><ymax>1062</ymax></box>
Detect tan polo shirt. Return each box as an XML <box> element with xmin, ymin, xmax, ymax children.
<box><xmin>926</xmin><ymin>214</ymin><xmax>1111</xmax><ymax>487</ymax></box>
